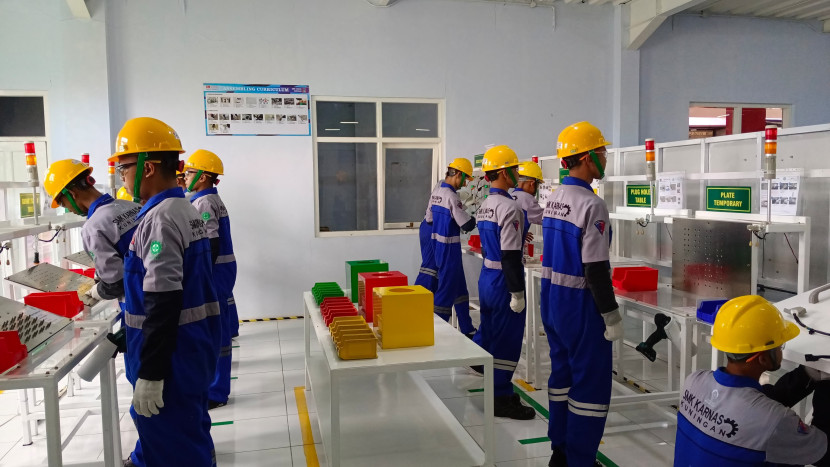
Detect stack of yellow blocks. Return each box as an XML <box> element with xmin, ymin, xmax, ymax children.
<box><xmin>329</xmin><ymin>316</ymin><xmax>377</xmax><ymax>360</ymax></box>
<box><xmin>372</xmin><ymin>285</ymin><xmax>434</xmax><ymax>349</ymax></box>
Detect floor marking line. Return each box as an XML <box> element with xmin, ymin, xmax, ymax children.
<box><xmin>211</xmin><ymin>421</ymin><xmax>233</xmax><ymax>426</ymax></box>
<box><xmin>515</xmin><ymin>379</ymin><xmax>537</xmax><ymax>392</ymax></box>
<box><xmin>239</xmin><ymin>316</ymin><xmax>302</xmax><ymax>323</ymax></box>
<box><xmin>294</xmin><ymin>386</ymin><xmax>320</xmax><ymax>467</ymax></box>
<box><xmin>468</xmin><ymin>388</ymin><xmax>484</xmax><ymax>393</ymax></box>
<box><xmin>512</xmin><ymin>383</ymin><xmax>619</xmax><ymax>467</ymax></box>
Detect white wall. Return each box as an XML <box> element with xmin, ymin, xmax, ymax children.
<box><xmin>0</xmin><ymin>0</ymin><xmax>110</xmax><ymax>169</ymax></box>
<box><xmin>639</xmin><ymin>14</ymin><xmax>830</xmax><ymax>142</ymax></box>
<box><xmin>104</xmin><ymin>0</ymin><xmax>615</xmax><ymax>317</ymax></box>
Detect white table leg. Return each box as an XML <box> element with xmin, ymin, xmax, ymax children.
<box><xmin>678</xmin><ymin>318</ymin><xmax>693</xmax><ymax>390</ymax></box>
<box><xmin>330</xmin><ymin>373</ymin><xmax>340</xmax><ymax>467</ymax></box>
<box><xmin>67</xmin><ymin>372</ymin><xmax>75</xmax><ymax>397</ymax></box>
<box><xmin>17</xmin><ymin>389</ymin><xmax>32</xmax><ymax>445</ymax></box>
<box><xmin>483</xmin><ymin>361</ymin><xmax>494</xmax><ymax>467</ymax></box>
<box><xmin>43</xmin><ymin>381</ymin><xmax>62</xmax><ymax>466</ymax></box>
<box><xmin>100</xmin><ymin>356</ymin><xmax>121</xmax><ymax>467</ymax></box>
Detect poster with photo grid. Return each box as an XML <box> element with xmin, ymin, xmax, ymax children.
<box><xmin>203</xmin><ymin>83</ymin><xmax>310</xmax><ymax>136</ymax></box>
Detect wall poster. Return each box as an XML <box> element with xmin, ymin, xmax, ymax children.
<box><xmin>203</xmin><ymin>83</ymin><xmax>310</xmax><ymax>136</ymax></box>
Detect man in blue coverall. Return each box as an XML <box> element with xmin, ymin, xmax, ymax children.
<box><xmin>674</xmin><ymin>295</ymin><xmax>827</xmax><ymax>467</ymax></box>
<box><xmin>184</xmin><ymin>149</ymin><xmax>238</xmax><ymax>409</ymax></box>
<box><xmin>415</xmin><ymin>158</ymin><xmax>475</xmax><ymax>297</ymax></box>
<box><xmin>541</xmin><ymin>122</ymin><xmax>623</xmax><ymax>467</ymax></box>
<box><xmin>474</xmin><ymin>145</ymin><xmax>536</xmax><ymax>420</ymax></box>
<box><xmin>512</xmin><ymin>160</ymin><xmax>545</xmax><ymax>244</ymax></box>
<box><xmin>111</xmin><ymin>117</ymin><xmax>220</xmax><ymax>467</ymax></box>
<box><xmin>425</xmin><ymin>158</ymin><xmax>478</xmax><ymax>336</ymax></box>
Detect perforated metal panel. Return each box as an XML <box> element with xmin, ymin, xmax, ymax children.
<box><xmin>6</xmin><ymin>263</ymin><xmax>98</xmax><ymax>307</ymax></box>
<box><xmin>672</xmin><ymin>218</ymin><xmax>752</xmax><ymax>298</ymax></box>
<box><xmin>0</xmin><ymin>296</ymin><xmax>72</xmax><ymax>351</ymax></box>
<box><xmin>64</xmin><ymin>251</ymin><xmax>94</xmax><ymax>268</ymax></box>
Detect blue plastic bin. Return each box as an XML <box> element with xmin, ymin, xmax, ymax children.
<box><xmin>696</xmin><ymin>299</ymin><xmax>729</xmax><ymax>324</ymax></box>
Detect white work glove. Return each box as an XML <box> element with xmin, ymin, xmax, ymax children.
<box><xmin>509</xmin><ymin>292</ymin><xmax>525</xmax><ymax>313</ymax></box>
<box><xmin>805</xmin><ymin>367</ymin><xmax>830</xmax><ymax>381</ymax></box>
<box><xmin>132</xmin><ymin>379</ymin><xmax>165</xmax><ymax>417</ymax></box>
<box><xmin>602</xmin><ymin>309</ymin><xmax>624</xmax><ymax>341</ymax></box>
<box><xmin>84</xmin><ymin>284</ymin><xmax>104</xmax><ymax>302</ymax></box>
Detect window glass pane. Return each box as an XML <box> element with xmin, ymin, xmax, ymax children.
<box><xmin>384</xmin><ymin>148</ymin><xmax>433</xmax><ymax>224</ymax></box>
<box><xmin>382</xmin><ymin>103</ymin><xmax>438</xmax><ymax>138</ymax></box>
<box><xmin>317</xmin><ymin>143</ymin><xmax>377</xmax><ymax>232</ymax></box>
<box><xmin>0</xmin><ymin>97</ymin><xmax>45</xmax><ymax>137</ymax></box>
<box><xmin>315</xmin><ymin>102</ymin><xmax>376</xmax><ymax>137</ymax></box>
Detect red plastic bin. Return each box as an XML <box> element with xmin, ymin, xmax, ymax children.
<box><xmin>0</xmin><ymin>331</ymin><xmax>27</xmax><ymax>373</ymax></box>
<box><xmin>612</xmin><ymin>267</ymin><xmax>658</xmax><ymax>292</ymax></box>
<box><xmin>24</xmin><ymin>292</ymin><xmax>84</xmax><ymax>318</ymax></box>
<box><xmin>357</xmin><ymin>271</ymin><xmax>408</xmax><ymax>323</ymax></box>
<box><xmin>468</xmin><ymin>235</ymin><xmax>481</xmax><ymax>249</ymax></box>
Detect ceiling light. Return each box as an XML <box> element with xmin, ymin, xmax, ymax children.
<box><xmin>324</xmin><ymin>128</ymin><xmax>341</xmax><ymax>131</ymax></box>
<box><xmin>415</xmin><ymin>128</ymin><xmax>430</xmax><ymax>132</ymax></box>
<box><xmin>340</xmin><ymin>121</ymin><xmax>359</xmax><ymax>124</ymax></box>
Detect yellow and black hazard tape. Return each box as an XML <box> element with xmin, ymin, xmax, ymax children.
<box><xmin>239</xmin><ymin>316</ymin><xmax>303</xmax><ymax>323</ymax></box>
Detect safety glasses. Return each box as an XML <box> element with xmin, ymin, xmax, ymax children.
<box><xmin>116</xmin><ymin>160</ymin><xmax>161</xmax><ymax>177</ymax></box>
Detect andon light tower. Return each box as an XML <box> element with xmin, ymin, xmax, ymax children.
<box><xmin>763</xmin><ymin>125</ymin><xmax>778</xmax><ymax>224</ymax></box>
<box><xmin>24</xmin><ymin>142</ymin><xmax>39</xmax><ymax>225</ymax></box>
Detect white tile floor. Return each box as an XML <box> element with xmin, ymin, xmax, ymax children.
<box><xmin>0</xmin><ymin>317</ymin><xmax>683</xmax><ymax>466</ymax></box>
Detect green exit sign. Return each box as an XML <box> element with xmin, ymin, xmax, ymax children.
<box><xmin>626</xmin><ymin>185</ymin><xmax>652</xmax><ymax>207</ymax></box>
<box><xmin>706</xmin><ymin>186</ymin><xmax>751</xmax><ymax>213</ymax></box>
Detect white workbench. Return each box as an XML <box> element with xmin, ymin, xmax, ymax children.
<box><xmin>757</xmin><ymin>285</ymin><xmax>830</xmax><ymax>373</ymax></box>
<box><xmin>0</xmin><ymin>323</ymin><xmax>121</xmax><ymax>466</ymax></box>
<box><xmin>303</xmin><ymin>291</ymin><xmax>495</xmax><ymax>467</ymax></box>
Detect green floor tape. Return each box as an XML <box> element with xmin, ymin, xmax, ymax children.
<box><xmin>211</xmin><ymin>421</ymin><xmax>233</xmax><ymax>427</ymax></box>
<box><xmin>231</xmin><ymin>376</ymin><xmax>238</xmax><ymax>380</ymax></box>
<box><xmin>511</xmin><ymin>384</ymin><xmax>619</xmax><ymax>467</ymax></box>
<box><xmin>468</xmin><ymin>388</ymin><xmax>484</xmax><ymax>393</ymax></box>
<box><xmin>518</xmin><ymin>436</ymin><xmax>550</xmax><ymax>445</ymax></box>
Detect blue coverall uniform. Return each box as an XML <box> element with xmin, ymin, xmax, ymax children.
<box><xmin>675</xmin><ymin>369</ymin><xmax>827</xmax><ymax>467</ymax></box>
<box><xmin>540</xmin><ymin>176</ymin><xmax>614</xmax><ymax>466</ymax></box>
<box><xmin>430</xmin><ymin>182</ymin><xmax>475</xmax><ymax>334</ymax></box>
<box><xmin>82</xmin><ymin>194</ymin><xmax>141</xmax><ymax>380</ymax></box>
<box><xmin>474</xmin><ymin>187</ymin><xmax>526</xmax><ymax>397</ymax></box>
<box><xmin>190</xmin><ymin>187</ymin><xmax>237</xmax><ymax>405</ymax></box>
<box><xmin>124</xmin><ymin>187</ymin><xmax>220</xmax><ymax>467</ymax></box>
<box><xmin>415</xmin><ymin>183</ymin><xmax>442</xmax><ymax>292</ymax></box>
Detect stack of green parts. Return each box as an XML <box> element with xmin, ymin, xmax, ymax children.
<box><xmin>345</xmin><ymin>260</ymin><xmax>389</xmax><ymax>302</ymax></box>
<box><xmin>312</xmin><ymin>282</ymin><xmax>345</xmax><ymax>305</ymax></box>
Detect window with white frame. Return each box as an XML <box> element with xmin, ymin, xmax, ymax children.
<box><xmin>313</xmin><ymin>97</ymin><xmax>443</xmax><ymax>236</ymax></box>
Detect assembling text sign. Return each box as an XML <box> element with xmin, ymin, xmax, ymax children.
<box><xmin>626</xmin><ymin>184</ymin><xmax>652</xmax><ymax>207</ymax></box>
<box><xmin>203</xmin><ymin>83</ymin><xmax>310</xmax><ymax>136</ymax></box>
<box><xmin>706</xmin><ymin>186</ymin><xmax>751</xmax><ymax>213</ymax></box>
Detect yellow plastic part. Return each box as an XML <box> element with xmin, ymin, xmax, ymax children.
<box><xmin>373</xmin><ymin>286</ymin><xmax>434</xmax><ymax>349</ymax></box>
<box><xmin>329</xmin><ymin>316</ymin><xmax>378</xmax><ymax>360</ymax></box>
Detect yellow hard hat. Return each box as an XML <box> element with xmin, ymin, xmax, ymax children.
<box><xmin>481</xmin><ymin>145</ymin><xmax>519</xmax><ymax>171</ymax></box>
<box><xmin>710</xmin><ymin>295</ymin><xmax>800</xmax><ymax>354</ymax></box>
<box><xmin>116</xmin><ymin>187</ymin><xmax>132</xmax><ymax>201</ymax></box>
<box><xmin>448</xmin><ymin>158</ymin><xmax>473</xmax><ymax>177</ymax></box>
<box><xmin>109</xmin><ymin>117</ymin><xmax>184</xmax><ymax>163</ymax></box>
<box><xmin>185</xmin><ymin>149</ymin><xmax>224</xmax><ymax>175</ymax></box>
<box><xmin>44</xmin><ymin>159</ymin><xmax>92</xmax><ymax>208</ymax></box>
<box><xmin>518</xmin><ymin>161</ymin><xmax>543</xmax><ymax>181</ymax></box>
<box><xmin>556</xmin><ymin>121</ymin><xmax>612</xmax><ymax>159</ymax></box>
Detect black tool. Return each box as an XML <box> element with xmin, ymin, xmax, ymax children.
<box><xmin>636</xmin><ymin>313</ymin><xmax>672</xmax><ymax>362</ymax></box>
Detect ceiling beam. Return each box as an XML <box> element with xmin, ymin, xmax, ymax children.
<box><xmin>365</xmin><ymin>0</ymin><xmax>397</xmax><ymax>6</ymax></box>
<box><xmin>66</xmin><ymin>0</ymin><xmax>90</xmax><ymax>19</ymax></box>
<box><xmin>753</xmin><ymin>0</ymin><xmax>813</xmax><ymax>17</ymax></box>
<box><xmin>791</xmin><ymin>4</ymin><xmax>830</xmax><ymax>19</ymax></box>
<box><xmin>627</xmin><ymin>0</ymin><xmax>709</xmax><ymax>49</ymax></box>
